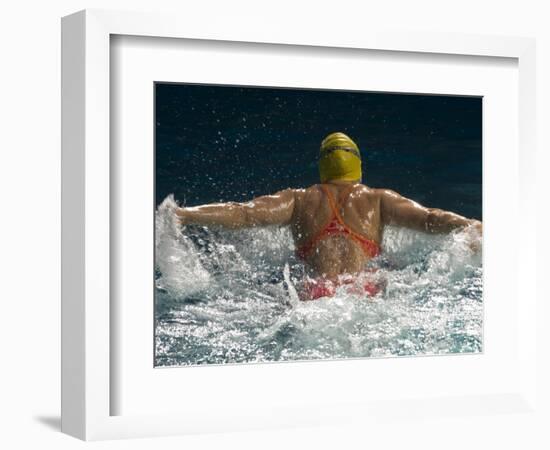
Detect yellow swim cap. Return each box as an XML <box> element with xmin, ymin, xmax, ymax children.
<box><xmin>319</xmin><ymin>132</ymin><xmax>362</xmax><ymax>182</ymax></box>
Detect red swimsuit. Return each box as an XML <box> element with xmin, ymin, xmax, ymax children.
<box><xmin>296</xmin><ymin>184</ymin><xmax>380</xmax><ymax>260</ymax></box>
<box><xmin>296</xmin><ymin>184</ymin><xmax>383</xmax><ymax>300</ymax></box>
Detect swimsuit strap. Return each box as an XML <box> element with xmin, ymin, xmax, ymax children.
<box><xmin>320</xmin><ymin>183</ymin><xmax>355</xmax><ymax>226</ymax></box>
<box><xmin>337</xmin><ymin>183</ymin><xmax>357</xmax><ymax>206</ymax></box>
<box><xmin>320</xmin><ymin>184</ymin><xmax>380</xmax><ymax>258</ymax></box>
<box><xmin>296</xmin><ymin>184</ymin><xmax>380</xmax><ymax>260</ymax></box>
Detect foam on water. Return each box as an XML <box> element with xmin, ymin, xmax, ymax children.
<box><xmin>155</xmin><ymin>195</ymin><xmax>483</xmax><ymax>366</ymax></box>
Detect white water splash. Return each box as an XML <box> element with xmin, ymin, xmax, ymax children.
<box><xmin>155</xmin><ymin>195</ymin><xmax>211</xmax><ymax>296</ymax></box>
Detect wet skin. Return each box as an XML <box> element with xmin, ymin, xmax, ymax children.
<box><xmin>175</xmin><ymin>180</ymin><xmax>482</xmax><ymax>279</ymax></box>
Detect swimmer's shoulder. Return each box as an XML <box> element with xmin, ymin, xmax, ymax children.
<box><xmin>356</xmin><ymin>185</ymin><xmax>400</xmax><ymax>199</ymax></box>
<box><xmin>288</xmin><ymin>184</ymin><xmax>393</xmax><ymax>202</ymax></box>
<box><xmin>350</xmin><ymin>185</ymin><xmax>400</xmax><ymax>209</ymax></box>
<box><xmin>286</xmin><ymin>185</ymin><xmax>332</xmax><ymax>211</ymax></box>
<box><xmin>292</xmin><ymin>183</ymin><xmax>377</xmax><ymax>201</ymax></box>
<box><xmin>292</xmin><ymin>185</ymin><xmax>322</xmax><ymax>204</ymax></box>
<box><xmin>292</xmin><ymin>184</ymin><xmax>323</xmax><ymax>196</ymax></box>
<box><xmin>350</xmin><ymin>183</ymin><xmax>380</xmax><ymax>199</ymax></box>
<box><xmin>367</xmin><ymin>188</ymin><xmax>407</xmax><ymax>206</ymax></box>
<box><xmin>269</xmin><ymin>187</ymin><xmax>313</xmax><ymax>205</ymax></box>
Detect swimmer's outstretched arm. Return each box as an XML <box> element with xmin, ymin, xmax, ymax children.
<box><xmin>175</xmin><ymin>189</ymin><xmax>296</xmax><ymax>229</ymax></box>
<box><xmin>379</xmin><ymin>189</ymin><xmax>482</xmax><ymax>233</ymax></box>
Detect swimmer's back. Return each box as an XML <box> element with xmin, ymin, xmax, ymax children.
<box><xmin>290</xmin><ymin>183</ymin><xmax>383</xmax><ymax>278</ymax></box>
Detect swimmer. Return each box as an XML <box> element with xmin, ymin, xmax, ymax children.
<box><xmin>175</xmin><ymin>132</ymin><xmax>482</xmax><ymax>300</ymax></box>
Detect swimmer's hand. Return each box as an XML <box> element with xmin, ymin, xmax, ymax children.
<box><xmin>465</xmin><ymin>220</ymin><xmax>482</xmax><ymax>253</ymax></box>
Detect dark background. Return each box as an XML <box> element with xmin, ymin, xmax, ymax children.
<box><xmin>155</xmin><ymin>83</ymin><xmax>482</xmax><ymax>219</ymax></box>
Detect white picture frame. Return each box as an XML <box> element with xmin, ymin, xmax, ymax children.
<box><xmin>61</xmin><ymin>9</ymin><xmax>537</xmax><ymax>441</ymax></box>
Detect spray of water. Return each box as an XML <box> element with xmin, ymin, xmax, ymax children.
<box><xmin>155</xmin><ymin>195</ymin><xmax>483</xmax><ymax>366</ymax></box>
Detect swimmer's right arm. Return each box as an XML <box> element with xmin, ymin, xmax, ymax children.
<box><xmin>175</xmin><ymin>189</ymin><xmax>296</xmax><ymax>229</ymax></box>
<box><xmin>379</xmin><ymin>189</ymin><xmax>482</xmax><ymax>234</ymax></box>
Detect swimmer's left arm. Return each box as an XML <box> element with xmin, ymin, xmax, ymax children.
<box><xmin>379</xmin><ymin>189</ymin><xmax>482</xmax><ymax>234</ymax></box>
<box><xmin>175</xmin><ymin>189</ymin><xmax>296</xmax><ymax>229</ymax></box>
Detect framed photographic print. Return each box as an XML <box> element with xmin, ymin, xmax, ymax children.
<box><xmin>62</xmin><ymin>9</ymin><xmax>538</xmax><ymax>441</ymax></box>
